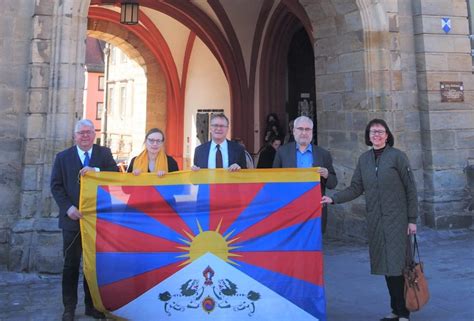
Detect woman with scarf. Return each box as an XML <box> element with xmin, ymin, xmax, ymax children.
<box><xmin>127</xmin><ymin>128</ymin><xmax>178</xmax><ymax>175</ymax></box>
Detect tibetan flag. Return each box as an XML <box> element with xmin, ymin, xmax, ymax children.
<box><xmin>80</xmin><ymin>169</ymin><xmax>326</xmax><ymax>321</ymax></box>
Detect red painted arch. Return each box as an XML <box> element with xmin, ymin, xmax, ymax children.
<box><xmin>181</xmin><ymin>32</ymin><xmax>196</xmax><ymax>98</ymax></box>
<box><xmin>249</xmin><ymin>0</ymin><xmax>274</xmax><ymax>147</ymax></box>
<box><xmin>207</xmin><ymin>0</ymin><xmax>252</xmax><ymax>149</ymax></box>
<box><xmin>88</xmin><ymin>7</ymin><xmax>183</xmax><ymax>163</ymax></box>
<box><xmin>259</xmin><ymin>3</ymin><xmax>307</xmax><ymax>143</ymax></box>
<box><xmin>90</xmin><ymin>0</ymin><xmax>251</xmax><ymax>149</ymax></box>
<box><xmin>282</xmin><ymin>0</ymin><xmax>314</xmax><ymax>42</ymax></box>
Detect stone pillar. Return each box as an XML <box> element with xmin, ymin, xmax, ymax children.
<box><xmin>307</xmin><ymin>0</ymin><xmax>424</xmax><ymax>238</ymax></box>
<box><xmin>9</xmin><ymin>0</ymin><xmax>90</xmax><ymax>272</ymax></box>
<box><xmin>0</xmin><ymin>2</ymin><xmax>33</xmax><ymax>269</ymax></box>
<box><xmin>413</xmin><ymin>0</ymin><xmax>474</xmax><ymax>228</ymax></box>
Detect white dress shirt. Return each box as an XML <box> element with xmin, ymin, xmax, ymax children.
<box><xmin>207</xmin><ymin>140</ymin><xmax>229</xmax><ymax>169</ymax></box>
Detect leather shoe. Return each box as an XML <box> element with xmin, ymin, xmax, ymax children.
<box><xmin>380</xmin><ymin>318</ymin><xmax>398</xmax><ymax>321</ymax></box>
<box><xmin>62</xmin><ymin>309</ymin><xmax>74</xmax><ymax>321</ymax></box>
<box><xmin>85</xmin><ymin>306</ymin><xmax>106</xmax><ymax>319</ymax></box>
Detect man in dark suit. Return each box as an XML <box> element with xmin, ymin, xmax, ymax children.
<box><xmin>51</xmin><ymin>119</ymin><xmax>117</xmax><ymax>321</ymax></box>
<box><xmin>192</xmin><ymin>113</ymin><xmax>247</xmax><ymax>171</ymax></box>
<box><xmin>273</xmin><ymin>115</ymin><xmax>337</xmax><ymax>233</ymax></box>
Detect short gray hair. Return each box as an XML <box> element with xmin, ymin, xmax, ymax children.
<box><xmin>293</xmin><ymin>116</ymin><xmax>313</xmax><ymax>128</ymax></box>
<box><xmin>74</xmin><ymin>119</ymin><xmax>95</xmax><ymax>133</ymax></box>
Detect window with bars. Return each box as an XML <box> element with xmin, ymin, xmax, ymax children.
<box><xmin>96</xmin><ymin>102</ymin><xmax>103</xmax><ymax>120</ymax></box>
<box><xmin>120</xmin><ymin>86</ymin><xmax>127</xmax><ymax>119</ymax></box>
<box><xmin>98</xmin><ymin>76</ymin><xmax>104</xmax><ymax>91</ymax></box>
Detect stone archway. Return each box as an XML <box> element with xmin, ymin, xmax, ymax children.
<box><xmin>87</xmin><ymin>19</ymin><xmax>167</xmax><ymax>150</ymax></box>
<box><xmin>88</xmin><ymin>6</ymin><xmax>183</xmax><ymax>162</ymax></box>
<box><xmin>259</xmin><ymin>2</ymin><xmax>311</xmax><ymax>145</ymax></box>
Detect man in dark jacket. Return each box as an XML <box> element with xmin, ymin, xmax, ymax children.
<box><xmin>273</xmin><ymin>116</ymin><xmax>337</xmax><ymax>233</ymax></box>
<box><xmin>51</xmin><ymin>119</ymin><xmax>117</xmax><ymax>321</ymax></box>
<box><xmin>192</xmin><ymin>113</ymin><xmax>246</xmax><ymax>171</ymax></box>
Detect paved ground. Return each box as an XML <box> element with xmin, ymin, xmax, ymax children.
<box><xmin>1</xmin><ymin>227</ymin><xmax>473</xmax><ymax>321</ymax></box>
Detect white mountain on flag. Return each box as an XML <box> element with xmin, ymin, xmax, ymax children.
<box><xmin>112</xmin><ymin>252</ymin><xmax>319</xmax><ymax>321</ymax></box>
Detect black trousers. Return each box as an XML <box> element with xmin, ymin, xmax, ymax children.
<box><xmin>62</xmin><ymin>229</ymin><xmax>93</xmax><ymax>310</ymax></box>
<box><xmin>385</xmin><ymin>275</ymin><xmax>409</xmax><ymax>318</ymax></box>
<box><xmin>321</xmin><ymin>208</ymin><xmax>328</xmax><ymax>234</ymax></box>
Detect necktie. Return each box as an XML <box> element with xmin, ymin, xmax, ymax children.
<box><xmin>84</xmin><ymin>151</ymin><xmax>90</xmax><ymax>167</ymax></box>
<box><xmin>215</xmin><ymin>144</ymin><xmax>223</xmax><ymax>168</ymax></box>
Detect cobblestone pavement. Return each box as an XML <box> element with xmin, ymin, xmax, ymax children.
<box><xmin>1</xmin><ymin>227</ymin><xmax>473</xmax><ymax>321</ymax></box>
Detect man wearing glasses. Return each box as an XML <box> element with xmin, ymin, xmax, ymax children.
<box><xmin>192</xmin><ymin>113</ymin><xmax>247</xmax><ymax>171</ymax></box>
<box><xmin>273</xmin><ymin>115</ymin><xmax>337</xmax><ymax>233</ymax></box>
<box><xmin>51</xmin><ymin>119</ymin><xmax>117</xmax><ymax>321</ymax></box>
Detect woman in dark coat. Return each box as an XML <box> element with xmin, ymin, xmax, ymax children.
<box><xmin>257</xmin><ymin>136</ymin><xmax>282</xmax><ymax>168</ymax></box>
<box><xmin>322</xmin><ymin>119</ymin><xmax>418</xmax><ymax>321</ymax></box>
<box><xmin>127</xmin><ymin>128</ymin><xmax>178</xmax><ymax>175</ymax></box>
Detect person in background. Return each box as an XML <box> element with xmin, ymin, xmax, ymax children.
<box><xmin>273</xmin><ymin>115</ymin><xmax>337</xmax><ymax>234</ymax></box>
<box><xmin>257</xmin><ymin>136</ymin><xmax>282</xmax><ymax>168</ymax></box>
<box><xmin>127</xmin><ymin>128</ymin><xmax>178</xmax><ymax>175</ymax></box>
<box><xmin>51</xmin><ymin>119</ymin><xmax>117</xmax><ymax>321</ymax></box>
<box><xmin>192</xmin><ymin>113</ymin><xmax>246</xmax><ymax>171</ymax></box>
<box><xmin>263</xmin><ymin>113</ymin><xmax>282</xmax><ymax>143</ymax></box>
<box><xmin>233</xmin><ymin>137</ymin><xmax>255</xmax><ymax>169</ymax></box>
<box><xmin>283</xmin><ymin>119</ymin><xmax>295</xmax><ymax>144</ymax></box>
<box><xmin>321</xmin><ymin>118</ymin><xmax>418</xmax><ymax>321</ymax></box>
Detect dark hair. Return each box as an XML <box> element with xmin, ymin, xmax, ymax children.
<box><xmin>270</xmin><ymin>136</ymin><xmax>282</xmax><ymax>144</ymax></box>
<box><xmin>144</xmin><ymin>128</ymin><xmax>165</xmax><ymax>143</ymax></box>
<box><xmin>266</xmin><ymin>113</ymin><xmax>279</xmax><ymax>124</ymax></box>
<box><xmin>364</xmin><ymin>118</ymin><xmax>394</xmax><ymax>147</ymax></box>
<box><xmin>210</xmin><ymin>113</ymin><xmax>229</xmax><ymax>125</ymax></box>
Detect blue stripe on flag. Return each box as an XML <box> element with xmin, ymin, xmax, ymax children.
<box><xmin>224</xmin><ymin>182</ymin><xmax>317</xmax><ymax>236</ymax></box>
<box><xmin>155</xmin><ymin>184</ymin><xmax>210</xmax><ymax>234</ymax></box>
<box><xmin>96</xmin><ymin>187</ymin><xmax>187</xmax><ymax>244</ymax></box>
<box><xmin>96</xmin><ymin>252</ymin><xmax>183</xmax><ymax>286</ymax></box>
<box><xmin>233</xmin><ymin>259</ymin><xmax>326</xmax><ymax>321</ymax></box>
<box><xmin>233</xmin><ymin>217</ymin><xmax>322</xmax><ymax>251</ymax></box>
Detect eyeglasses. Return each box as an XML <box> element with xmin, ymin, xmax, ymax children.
<box><xmin>295</xmin><ymin>127</ymin><xmax>312</xmax><ymax>132</ymax></box>
<box><xmin>76</xmin><ymin>130</ymin><xmax>93</xmax><ymax>136</ymax></box>
<box><xmin>210</xmin><ymin>124</ymin><xmax>228</xmax><ymax>129</ymax></box>
<box><xmin>369</xmin><ymin>130</ymin><xmax>386</xmax><ymax>136</ymax></box>
<box><xmin>147</xmin><ymin>138</ymin><xmax>164</xmax><ymax>144</ymax></box>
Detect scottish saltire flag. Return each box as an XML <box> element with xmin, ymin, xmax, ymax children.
<box><xmin>79</xmin><ymin>169</ymin><xmax>326</xmax><ymax>321</ymax></box>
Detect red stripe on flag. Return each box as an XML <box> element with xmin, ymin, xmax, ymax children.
<box><xmin>96</xmin><ymin>219</ymin><xmax>186</xmax><ymax>253</ymax></box>
<box><xmin>233</xmin><ymin>251</ymin><xmax>324</xmax><ymax>286</ymax></box>
<box><xmin>209</xmin><ymin>183</ymin><xmax>264</xmax><ymax>233</ymax></box>
<box><xmin>234</xmin><ymin>185</ymin><xmax>321</xmax><ymax>243</ymax></box>
<box><xmin>99</xmin><ymin>260</ymin><xmax>185</xmax><ymax>311</ymax></box>
<box><xmin>103</xmin><ymin>185</ymin><xmax>193</xmax><ymax>237</ymax></box>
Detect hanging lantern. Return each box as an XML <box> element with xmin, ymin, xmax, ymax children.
<box><xmin>120</xmin><ymin>1</ymin><xmax>139</xmax><ymax>25</ymax></box>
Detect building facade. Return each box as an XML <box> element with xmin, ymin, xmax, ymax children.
<box><xmin>0</xmin><ymin>0</ymin><xmax>473</xmax><ymax>272</ymax></box>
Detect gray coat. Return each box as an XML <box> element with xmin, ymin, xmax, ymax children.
<box><xmin>273</xmin><ymin>142</ymin><xmax>337</xmax><ymax>192</ymax></box>
<box><xmin>273</xmin><ymin>142</ymin><xmax>337</xmax><ymax>233</ymax></box>
<box><xmin>332</xmin><ymin>146</ymin><xmax>418</xmax><ymax>276</ymax></box>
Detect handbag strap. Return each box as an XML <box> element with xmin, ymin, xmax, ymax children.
<box><xmin>406</xmin><ymin>234</ymin><xmax>422</xmax><ymax>264</ymax></box>
<box><xmin>413</xmin><ymin>234</ymin><xmax>423</xmax><ymax>264</ymax></box>
<box><xmin>405</xmin><ymin>234</ymin><xmax>414</xmax><ymax>267</ymax></box>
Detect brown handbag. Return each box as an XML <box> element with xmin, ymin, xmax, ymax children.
<box><xmin>404</xmin><ymin>234</ymin><xmax>430</xmax><ymax>311</ymax></box>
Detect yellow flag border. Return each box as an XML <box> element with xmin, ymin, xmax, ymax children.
<box><xmin>79</xmin><ymin>168</ymin><xmax>321</xmax><ymax>312</ymax></box>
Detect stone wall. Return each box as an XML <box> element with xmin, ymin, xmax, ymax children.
<box><xmin>303</xmin><ymin>0</ymin><xmax>427</xmax><ymax>239</ymax></box>
<box><xmin>0</xmin><ymin>0</ymin><xmax>473</xmax><ymax>273</ymax></box>
<box><xmin>6</xmin><ymin>0</ymin><xmax>90</xmax><ymax>272</ymax></box>
<box><xmin>0</xmin><ymin>2</ymin><xmax>34</xmax><ymax>269</ymax></box>
<box><xmin>414</xmin><ymin>0</ymin><xmax>474</xmax><ymax>228</ymax></box>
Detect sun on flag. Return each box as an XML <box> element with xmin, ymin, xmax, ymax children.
<box><xmin>79</xmin><ymin>169</ymin><xmax>326</xmax><ymax>321</ymax></box>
